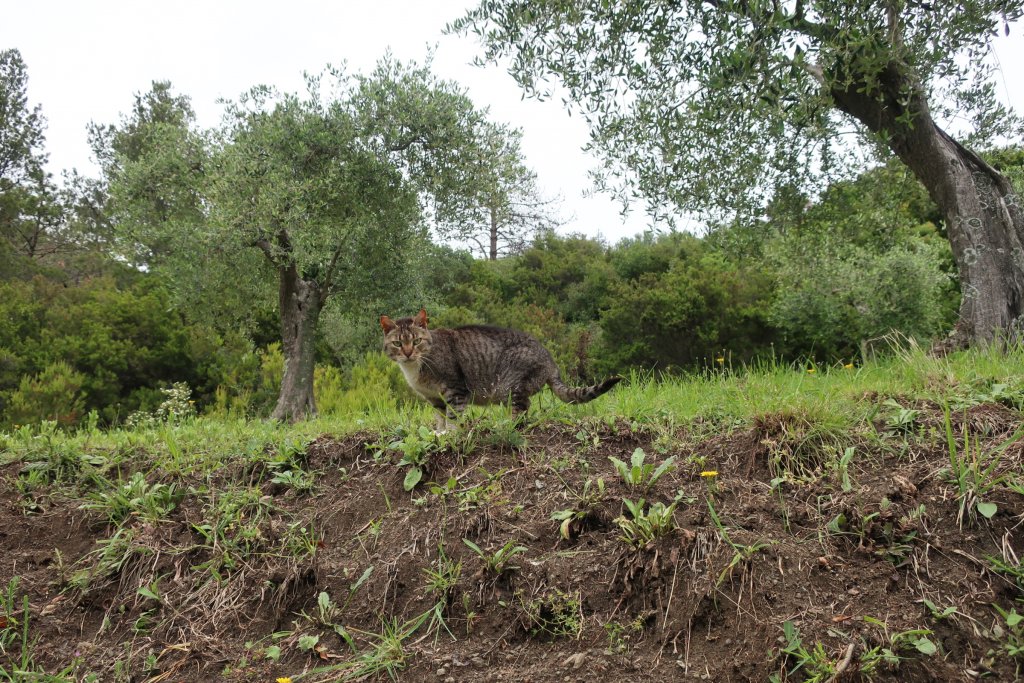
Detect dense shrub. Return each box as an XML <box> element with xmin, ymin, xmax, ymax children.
<box><xmin>6</xmin><ymin>361</ymin><xmax>87</xmax><ymax>427</ymax></box>
<box><xmin>768</xmin><ymin>238</ymin><xmax>956</xmax><ymax>360</ymax></box>
<box><xmin>0</xmin><ymin>273</ymin><xmax>244</xmax><ymax>426</ymax></box>
<box><xmin>596</xmin><ymin>252</ymin><xmax>776</xmax><ymax>372</ymax></box>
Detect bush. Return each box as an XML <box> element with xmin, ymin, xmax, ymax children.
<box><xmin>124</xmin><ymin>382</ymin><xmax>196</xmax><ymax>429</ymax></box>
<box><xmin>596</xmin><ymin>253</ymin><xmax>776</xmax><ymax>373</ymax></box>
<box><xmin>317</xmin><ymin>352</ymin><xmax>410</xmax><ymax>416</ymax></box>
<box><xmin>0</xmin><ymin>273</ymin><xmax>229</xmax><ymax>425</ymax></box>
<box><xmin>5</xmin><ymin>361</ymin><xmax>87</xmax><ymax>428</ymax></box>
<box><xmin>768</xmin><ymin>239</ymin><xmax>956</xmax><ymax>360</ymax></box>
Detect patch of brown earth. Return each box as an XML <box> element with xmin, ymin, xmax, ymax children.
<box><xmin>1</xmin><ymin>407</ymin><xmax>1022</xmax><ymax>681</ymax></box>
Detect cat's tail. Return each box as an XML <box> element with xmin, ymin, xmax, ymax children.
<box><xmin>549</xmin><ymin>375</ymin><xmax>624</xmax><ymax>404</ymax></box>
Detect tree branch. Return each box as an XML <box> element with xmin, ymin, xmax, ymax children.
<box><xmin>253</xmin><ymin>237</ymin><xmax>279</xmax><ymax>265</ymax></box>
<box><xmin>320</xmin><ymin>245</ymin><xmax>345</xmax><ymax>302</ymax></box>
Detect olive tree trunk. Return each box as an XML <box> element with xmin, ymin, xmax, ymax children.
<box><xmin>831</xmin><ymin>65</ymin><xmax>1024</xmax><ymax>349</ymax></box>
<box><xmin>271</xmin><ymin>264</ymin><xmax>322</xmax><ymax>422</ymax></box>
<box><xmin>489</xmin><ymin>205</ymin><xmax>499</xmax><ymax>261</ymax></box>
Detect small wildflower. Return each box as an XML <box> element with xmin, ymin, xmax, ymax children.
<box><xmin>715</xmin><ymin>356</ymin><xmax>725</xmax><ymax>365</ymax></box>
<box><xmin>277</xmin><ymin>678</ymin><xmax>293</xmax><ymax>683</ymax></box>
<box><xmin>807</xmin><ymin>368</ymin><xmax>816</xmax><ymax>374</ymax></box>
<box><xmin>700</xmin><ymin>470</ymin><xmax>718</xmax><ymax>478</ymax></box>
<box><xmin>844</xmin><ymin>363</ymin><xmax>854</xmax><ymax>369</ymax></box>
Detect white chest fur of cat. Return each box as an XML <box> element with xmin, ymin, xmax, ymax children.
<box><xmin>397</xmin><ymin>361</ymin><xmax>443</xmax><ymax>401</ymax></box>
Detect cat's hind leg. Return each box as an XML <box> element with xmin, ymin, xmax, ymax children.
<box><xmin>511</xmin><ymin>391</ymin><xmax>530</xmax><ymax>416</ymax></box>
<box><xmin>431</xmin><ymin>388</ymin><xmax>469</xmax><ymax>431</ymax></box>
<box><xmin>427</xmin><ymin>396</ymin><xmax>455</xmax><ymax>432</ymax></box>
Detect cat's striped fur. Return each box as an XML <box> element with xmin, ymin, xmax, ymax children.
<box><xmin>381</xmin><ymin>309</ymin><xmax>621</xmax><ymax>419</ymax></box>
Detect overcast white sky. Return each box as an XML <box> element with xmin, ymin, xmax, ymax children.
<box><xmin>3</xmin><ymin>1</ymin><xmax>1023</xmax><ymax>245</ymax></box>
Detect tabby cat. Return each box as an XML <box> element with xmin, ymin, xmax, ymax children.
<box><xmin>381</xmin><ymin>309</ymin><xmax>621</xmax><ymax>421</ymax></box>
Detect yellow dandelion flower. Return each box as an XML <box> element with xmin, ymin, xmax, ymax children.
<box><xmin>807</xmin><ymin>368</ymin><xmax>816</xmax><ymax>374</ymax></box>
<box><xmin>715</xmin><ymin>356</ymin><xmax>725</xmax><ymax>365</ymax></box>
<box><xmin>700</xmin><ymin>470</ymin><xmax>718</xmax><ymax>478</ymax></box>
<box><xmin>277</xmin><ymin>677</ymin><xmax>293</xmax><ymax>683</ymax></box>
<box><xmin>844</xmin><ymin>363</ymin><xmax>854</xmax><ymax>369</ymax></box>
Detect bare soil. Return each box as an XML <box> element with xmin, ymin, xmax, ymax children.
<box><xmin>2</xmin><ymin>403</ymin><xmax>1023</xmax><ymax>682</ymax></box>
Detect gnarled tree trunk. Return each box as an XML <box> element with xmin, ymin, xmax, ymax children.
<box><xmin>271</xmin><ymin>264</ymin><xmax>322</xmax><ymax>422</ymax></box>
<box><xmin>830</xmin><ymin>64</ymin><xmax>1024</xmax><ymax>349</ymax></box>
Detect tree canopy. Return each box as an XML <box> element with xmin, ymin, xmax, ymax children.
<box><xmin>452</xmin><ymin>0</ymin><xmax>1024</xmax><ymax>346</ymax></box>
<box><xmin>0</xmin><ymin>48</ymin><xmax>66</xmax><ymax>266</ymax></box>
<box><xmin>440</xmin><ymin>121</ymin><xmax>563</xmax><ymax>259</ymax></box>
<box><xmin>452</xmin><ymin>0</ymin><xmax>1021</xmax><ymax>219</ymax></box>
<box><xmin>96</xmin><ymin>56</ymin><xmax>522</xmax><ymax>419</ymax></box>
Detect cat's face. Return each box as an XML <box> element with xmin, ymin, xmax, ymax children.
<box><xmin>381</xmin><ymin>309</ymin><xmax>433</xmax><ymax>365</ymax></box>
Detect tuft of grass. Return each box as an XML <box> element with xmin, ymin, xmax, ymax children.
<box><xmin>550</xmin><ymin>476</ymin><xmax>606</xmax><ymax>540</ymax></box>
<box><xmin>942</xmin><ymin>407</ymin><xmax>1024</xmax><ymax>527</ymax></box>
<box><xmin>81</xmin><ymin>471</ymin><xmax>184</xmax><ymax>525</ymax></box>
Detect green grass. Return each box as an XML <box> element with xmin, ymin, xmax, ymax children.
<box><xmin>1</xmin><ymin>345</ymin><xmax>1022</xmax><ymax>681</ymax></box>
<box><xmin>2</xmin><ymin>345</ymin><xmax>1021</xmax><ymax>477</ymax></box>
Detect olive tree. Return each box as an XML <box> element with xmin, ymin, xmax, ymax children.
<box><xmin>452</xmin><ymin>0</ymin><xmax>1024</xmax><ymax>347</ymax></box>
<box><xmin>100</xmin><ymin>57</ymin><xmax>501</xmax><ymax>420</ymax></box>
<box><xmin>0</xmin><ymin>49</ymin><xmax>66</xmax><ymax>264</ymax></box>
<box><xmin>442</xmin><ymin>121</ymin><xmax>562</xmax><ymax>260</ymax></box>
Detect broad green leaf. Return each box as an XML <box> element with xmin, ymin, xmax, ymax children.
<box><xmin>914</xmin><ymin>637</ymin><xmax>937</xmax><ymax>656</ymax></box>
<box><xmin>976</xmin><ymin>501</ymin><xmax>997</xmax><ymax>519</ymax></box>
<box><xmin>403</xmin><ymin>466</ymin><xmax>423</xmax><ymax>491</ymax></box>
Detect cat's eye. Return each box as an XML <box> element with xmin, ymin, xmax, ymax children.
<box><xmin>412</xmin><ymin>339</ymin><xmax>421</xmax><ymax>346</ymax></box>
<box><xmin>392</xmin><ymin>341</ymin><xmax>402</xmax><ymax>347</ymax></box>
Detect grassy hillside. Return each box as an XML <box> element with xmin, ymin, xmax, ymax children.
<box><xmin>2</xmin><ymin>347</ymin><xmax>1023</xmax><ymax>681</ymax></box>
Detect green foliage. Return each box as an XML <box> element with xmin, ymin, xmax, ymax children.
<box><xmin>768</xmin><ymin>239</ymin><xmax>955</xmax><ymax>360</ymax></box>
<box><xmin>6</xmin><ymin>361</ymin><xmax>87</xmax><ymax>428</ymax></box>
<box><xmin>374</xmin><ymin>425</ymin><xmax>450</xmax><ymax>491</ymax></box>
<box><xmin>516</xmin><ymin>589</ymin><xmax>583</xmax><ymax>639</ymax></box>
<box><xmin>81</xmin><ymin>471</ymin><xmax>184</xmax><ymax>525</ymax></box>
<box><xmin>615</xmin><ymin>497</ymin><xmax>678</xmax><ymax>549</ymax></box>
<box><xmin>0</xmin><ymin>273</ymin><xmax>229</xmax><ymax>427</ymax></box>
<box><xmin>550</xmin><ymin>476</ymin><xmax>605</xmax><ymax>540</ymax></box>
<box><xmin>608</xmin><ymin>448</ymin><xmax>676</xmax><ymax>492</ymax></box>
<box><xmin>858</xmin><ymin>617</ymin><xmax>938</xmax><ymax>673</ymax></box>
<box><xmin>0</xmin><ymin>49</ymin><xmax>70</xmax><ymax>269</ymax></box>
<box><xmin>462</xmin><ymin>538</ymin><xmax>527</xmax><ymax>575</ymax></box>
<box><xmin>942</xmin><ymin>407</ymin><xmax>1023</xmax><ymax>527</ymax></box>
<box><xmin>453</xmin><ymin>0</ymin><xmax>1021</xmax><ymax>220</ymax></box>
<box><xmin>124</xmin><ymin>382</ymin><xmax>196</xmax><ymax>429</ymax></box>
<box><xmin>0</xmin><ymin>577</ymin><xmax>78</xmax><ymax>681</ymax></box>
<box><xmin>993</xmin><ymin>605</ymin><xmax>1024</xmax><ymax>662</ymax></box>
<box><xmin>438</xmin><ymin>123</ymin><xmax>561</xmax><ymax>259</ymax></box>
<box><xmin>598</xmin><ymin>249</ymin><xmax>775</xmax><ymax>371</ymax></box>
<box><xmin>509</xmin><ymin>232</ymin><xmax>616</xmax><ymax>324</ymax></box>
<box><xmin>775</xmin><ymin>620</ymin><xmax>838</xmax><ymax>682</ymax></box>
<box><xmin>207</xmin><ymin>343</ymin><xmax>283</xmax><ymax>418</ymax></box>
<box><xmin>315</xmin><ymin>352</ymin><xmax>408</xmax><ymax>417</ymax></box>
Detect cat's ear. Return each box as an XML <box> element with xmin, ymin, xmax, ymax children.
<box><xmin>414</xmin><ymin>309</ymin><xmax>429</xmax><ymax>329</ymax></box>
<box><xmin>380</xmin><ymin>315</ymin><xmax>397</xmax><ymax>333</ymax></box>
